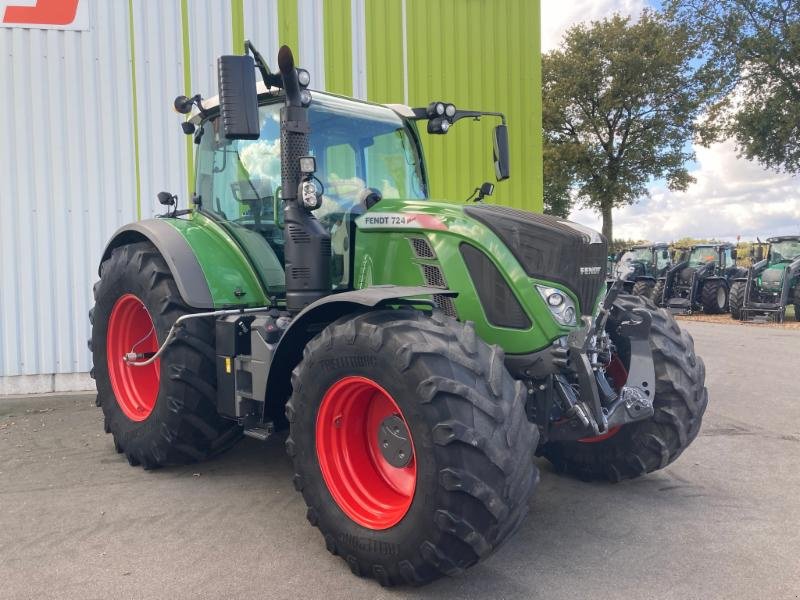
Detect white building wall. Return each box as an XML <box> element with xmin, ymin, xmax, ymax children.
<box><xmin>0</xmin><ymin>1</ymin><xmax>138</xmax><ymax>393</ymax></box>
<box><xmin>0</xmin><ymin>0</ymin><xmax>291</xmax><ymax>394</ymax></box>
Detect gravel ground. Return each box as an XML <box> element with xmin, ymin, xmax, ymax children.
<box><xmin>676</xmin><ymin>304</ymin><xmax>799</xmax><ymax>329</ymax></box>
<box><xmin>1</xmin><ymin>320</ymin><xmax>798</xmax><ymax>600</ymax></box>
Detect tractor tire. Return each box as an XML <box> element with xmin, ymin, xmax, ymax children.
<box><xmin>793</xmin><ymin>285</ymin><xmax>800</xmax><ymax>322</ymax></box>
<box><xmin>285</xmin><ymin>309</ymin><xmax>538</xmax><ymax>586</ymax></box>
<box><xmin>729</xmin><ymin>281</ymin><xmax>746</xmax><ymax>320</ymax></box>
<box><xmin>90</xmin><ymin>241</ymin><xmax>242</xmax><ymax>469</ymax></box>
<box><xmin>701</xmin><ymin>279</ymin><xmax>728</xmax><ymax>314</ymax></box>
<box><xmin>539</xmin><ymin>294</ymin><xmax>708</xmax><ymax>482</ymax></box>
<box><xmin>651</xmin><ymin>280</ymin><xmax>666</xmax><ymax>306</ymax></box>
<box><xmin>631</xmin><ymin>280</ymin><xmax>655</xmax><ymax>300</ymax></box>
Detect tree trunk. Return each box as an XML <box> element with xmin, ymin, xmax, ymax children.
<box><xmin>601</xmin><ymin>202</ymin><xmax>613</xmax><ymax>242</ymax></box>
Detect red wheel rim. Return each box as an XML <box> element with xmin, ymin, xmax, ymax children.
<box><xmin>106</xmin><ymin>294</ymin><xmax>160</xmax><ymax>422</ymax></box>
<box><xmin>315</xmin><ymin>376</ymin><xmax>417</xmax><ymax>530</ymax></box>
<box><xmin>578</xmin><ymin>354</ymin><xmax>627</xmax><ymax>443</ymax></box>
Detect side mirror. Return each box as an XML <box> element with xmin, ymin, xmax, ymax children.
<box><xmin>217</xmin><ymin>55</ymin><xmax>260</xmax><ymax>140</ymax></box>
<box><xmin>662</xmin><ymin>249</ymin><xmax>669</xmax><ymax>259</ymax></box>
<box><xmin>157</xmin><ymin>191</ymin><xmax>176</xmax><ymax>206</ymax></box>
<box><xmin>731</xmin><ymin>248</ymin><xmax>738</xmax><ymax>260</ymax></box>
<box><xmin>493</xmin><ymin>124</ymin><xmax>510</xmax><ymax>181</ymax></box>
<box><xmin>755</xmin><ymin>247</ymin><xmax>764</xmax><ymax>262</ymax></box>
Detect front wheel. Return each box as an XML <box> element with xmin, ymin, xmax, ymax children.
<box><xmin>701</xmin><ymin>279</ymin><xmax>728</xmax><ymax>314</ymax></box>
<box><xmin>540</xmin><ymin>294</ymin><xmax>708</xmax><ymax>482</ymax></box>
<box><xmin>285</xmin><ymin>310</ymin><xmax>538</xmax><ymax>586</ymax></box>
<box><xmin>793</xmin><ymin>284</ymin><xmax>800</xmax><ymax>322</ymax></box>
<box><xmin>631</xmin><ymin>280</ymin><xmax>655</xmax><ymax>300</ymax></box>
<box><xmin>729</xmin><ymin>281</ymin><xmax>746</xmax><ymax>319</ymax></box>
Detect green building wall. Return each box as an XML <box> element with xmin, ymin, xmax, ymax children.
<box><xmin>233</xmin><ymin>0</ymin><xmax>543</xmax><ymax>212</ymax></box>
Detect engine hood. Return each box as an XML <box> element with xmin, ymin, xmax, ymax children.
<box><xmin>760</xmin><ymin>266</ymin><xmax>785</xmax><ymax>291</ymax></box>
<box><xmin>463</xmin><ymin>205</ymin><xmax>607</xmax><ymax>315</ymax></box>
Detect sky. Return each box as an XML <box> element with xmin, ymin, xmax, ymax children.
<box><xmin>540</xmin><ymin>0</ymin><xmax>800</xmax><ymax>242</ymax></box>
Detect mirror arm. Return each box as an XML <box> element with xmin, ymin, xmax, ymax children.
<box><xmin>407</xmin><ymin>108</ymin><xmax>507</xmax><ymax>126</ymax></box>
<box><xmin>244</xmin><ymin>39</ymin><xmax>284</xmax><ymax>90</ymax></box>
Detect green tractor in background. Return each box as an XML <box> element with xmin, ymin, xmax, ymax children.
<box><xmin>88</xmin><ymin>43</ymin><xmax>708</xmax><ymax>586</ymax></box>
<box><xmin>729</xmin><ymin>236</ymin><xmax>800</xmax><ymax>322</ymax></box>
<box><xmin>610</xmin><ymin>243</ymin><xmax>672</xmax><ymax>300</ymax></box>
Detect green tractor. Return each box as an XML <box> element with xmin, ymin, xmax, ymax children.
<box><xmin>89</xmin><ymin>44</ymin><xmax>708</xmax><ymax>586</ymax></box>
<box><xmin>657</xmin><ymin>243</ymin><xmax>745</xmax><ymax>314</ymax></box>
<box><xmin>729</xmin><ymin>236</ymin><xmax>800</xmax><ymax>322</ymax></box>
<box><xmin>610</xmin><ymin>243</ymin><xmax>672</xmax><ymax>300</ymax></box>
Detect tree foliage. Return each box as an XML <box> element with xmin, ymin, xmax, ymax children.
<box><xmin>666</xmin><ymin>0</ymin><xmax>800</xmax><ymax>173</ymax></box>
<box><xmin>543</xmin><ymin>12</ymin><xmax>709</xmax><ymax>240</ymax></box>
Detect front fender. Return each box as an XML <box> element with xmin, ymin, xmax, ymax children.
<box><xmin>262</xmin><ymin>286</ymin><xmax>455</xmax><ymax>423</ymax></box>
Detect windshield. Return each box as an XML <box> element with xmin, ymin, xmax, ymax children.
<box><xmin>195</xmin><ymin>93</ymin><xmax>427</xmax><ymax>290</ymax></box>
<box><xmin>770</xmin><ymin>240</ymin><xmax>800</xmax><ymax>264</ymax></box>
<box><xmin>627</xmin><ymin>248</ymin><xmax>652</xmax><ymax>263</ymax></box>
<box><xmin>688</xmin><ymin>247</ymin><xmax>717</xmax><ymax>267</ymax></box>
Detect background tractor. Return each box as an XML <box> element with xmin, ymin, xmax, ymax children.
<box><xmin>657</xmin><ymin>242</ymin><xmax>745</xmax><ymax>314</ymax></box>
<box><xmin>89</xmin><ymin>43</ymin><xmax>708</xmax><ymax>586</ymax></box>
<box><xmin>610</xmin><ymin>243</ymin><xmax>672</xmax><ymax>300</ymax></box>
<box><xmin>729</xmin><ymin>236</ymin><xmax>800</xmax><ymax>322</ymax></box>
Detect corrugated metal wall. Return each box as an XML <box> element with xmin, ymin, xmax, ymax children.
<box><xmin>0</xmin><ymin>2</ymin><xmax>137</xmax><ymax>380</ymax></box>
<box><xmin>0</xmin><ymin>0</ymin><xmax>540</xmax><ymax>387</ymax></box>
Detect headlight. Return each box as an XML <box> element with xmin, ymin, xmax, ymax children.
<box><xmin>536</xmin><ymin>285</ymin><xmax>577</xmax><ymax>326</ymax></box>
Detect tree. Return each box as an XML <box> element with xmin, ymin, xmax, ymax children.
<box><xmin>543</xmin><ymin>12</ymin><xmax>708</xmax><ymax>241</ymax></box>
<box><xmin>542</xmin><ymin>141</ymin><xmax>573</xmax><ymax>218</ymax></box>
<box><xmin>666</xmin><ymin>0</ymin><xmax>800</xmax><ymax>173</ymax></box>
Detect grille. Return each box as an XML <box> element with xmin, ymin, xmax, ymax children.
<box><xmin>288</xmin><ymin>224</ymin><xmax>310</xmax><ymax>243</ymax></box>
<box><xmin>421</xmin><ymin>264</ymin><xmax>447</xmax><ymax>288</ymax></box>
<box><xmin>465</xmin><ymin>205</ymin><xmax>607</xmax><ymax>316</ymax></box>
<box><xmin>434</xmin><ymin>294</ymin><xmax>458</xmax><ymax>318</ymax></box>
<box><xmin>291</xmin><ymin>267</ymin><xmax>311</xmax><ymax>279</ymax></box>
<box><xmin>460</xmin><ymin>243</ymin><xmax>531</xmax><ymax>329</ymax></box>
<box><xmin>409</xmin><ymin>237</ymin><xmax>435</xmax><ymax>259</ymax></box>
<box><xmin>320</xmin><ymin>237</ymin><xmax>332</xmax><ymax>256</ymax></box>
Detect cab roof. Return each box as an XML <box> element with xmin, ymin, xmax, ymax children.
<box><xmin>189</xmin><ymin>81</ymin><xmax>412</xmax><ymax>123</ymax></box>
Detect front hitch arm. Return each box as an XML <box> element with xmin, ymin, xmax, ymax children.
<box><xmin>550</xmin><ymin>300</ymin><xmax>656</xmax><ymax>442</ymax></box>
<box><xmin>604</xmin><ymin>308</ymin><xmax>655</xmax><ymax>428</ymax></box>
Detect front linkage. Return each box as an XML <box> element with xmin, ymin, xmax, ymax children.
<box><xmin>526</xmin><ymin>280</ymin><xmax>656</xmax><ymax>445</ymax></box>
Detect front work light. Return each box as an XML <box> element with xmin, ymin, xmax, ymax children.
<box><xmin>536</xmin><ymin>285</ymin><xmax>577</xmax><ymax>326</ymax></box>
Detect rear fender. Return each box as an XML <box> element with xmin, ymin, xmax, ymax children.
<box><xmin>100</xmin><ymin>220</ymin><xmax>214</xmax><ymax>309</ymax></box>
<box><xmin>100</xmin><ymin>216</ymin><xmax>269</xmax><ymax>309</ymax></box>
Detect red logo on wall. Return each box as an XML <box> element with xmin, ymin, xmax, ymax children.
<box><xmin>2</xmin><ymin>0</ymin><xmax>83</xmax><ymax>28</ymax></box>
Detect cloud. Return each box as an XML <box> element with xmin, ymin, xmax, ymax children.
<box><xmin>568</xmin><ymin>140</ymin><xmax>800</xmax><ymax>241</ymax></box>
<box><xmin>541</xmin><ymin>0</ymin><xmax>647</xmax><ymax>51</ymax></box>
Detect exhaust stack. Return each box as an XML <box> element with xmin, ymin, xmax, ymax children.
<box><xmin>277</xmin><ymin>46</ymin><xmax>331</xmax><ymax>313</ymax></box>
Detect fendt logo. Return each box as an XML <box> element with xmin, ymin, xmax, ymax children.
<box><xmin>580</xmin><ymin>266</ymin><xmax>602</xmax><ymax>276</ymax></box>
<box><xmin>1</xmin><ymin>0</ymin><xmax>87</xmax><ymax>30</ymax></box>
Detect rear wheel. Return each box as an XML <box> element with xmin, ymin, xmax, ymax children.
<box><xmin>286</xmin><ymin>309</ymin><xmax>538</xmax><ymax>586</ymax></box>
<box><xmin>90</xmin><ymin>242</ymin><xmax>242</xmax><ymax>469</ymax></box>
<box><xmin>631</xmin><ymin>280</ymin><xmax>655</xmax><ymax>300</ymax></box>
<box><xmin>729</xmin><ymin>281</ymin><xmax>746</xmax><ymax>319</ymax></box>
<box><xmin>701</xmin><ymin>279</ymin><xmax>728</xmax><ymax>313</ymax></box>
<box><xmin>540</xmin><ymin>294</ymin><xmax>708</xmax><ymax>482</ymax></box>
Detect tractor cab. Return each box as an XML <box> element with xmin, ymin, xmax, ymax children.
<box><xmin>192</xmin><ymin>89</ymin><xmax>429</xmax><ymax>294</ymax></box>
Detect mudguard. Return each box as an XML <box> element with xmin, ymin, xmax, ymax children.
<box><xmin>262</xmin><ymin>286</ymin><xmax>456</xmax><ymax>423</ymax></box>
<box><xmin>100</xmin><ymin>219</ymin><xmax>214</xmax><ymax>309</ymax></box>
